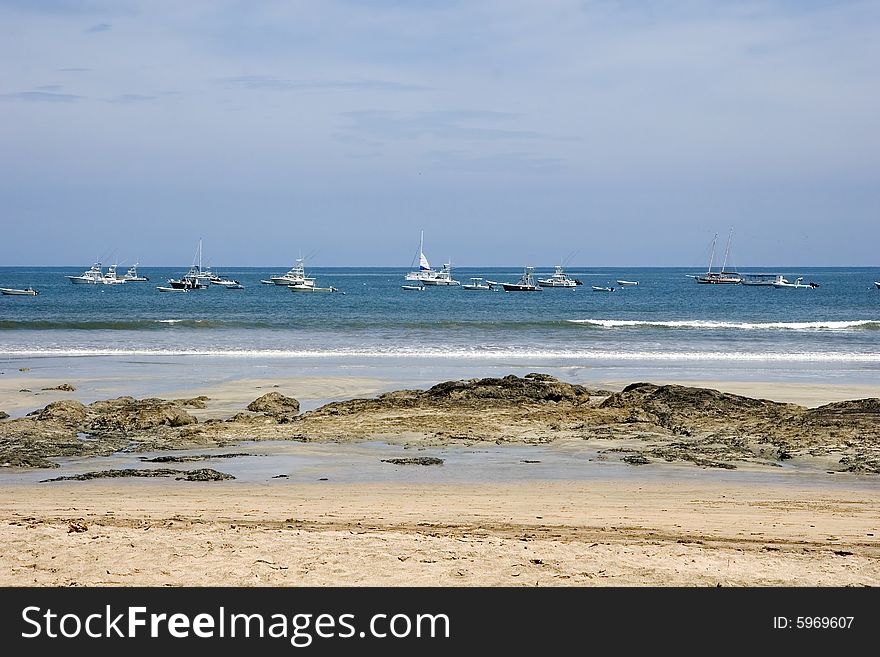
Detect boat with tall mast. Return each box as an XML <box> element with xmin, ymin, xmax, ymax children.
<box><xmin>163</xmin><ymin>240</ymin><xmax>209</xmax><ymax>290</ymax></box>
<box><xmin>695</xmin><ymin>228</ymin><xmax>741</xmax><ymax>284</ymax></box>
<box><xmin>405</xmin><ymin>230</ymin><xmax>433</xmax><ymax>282</ymax></box>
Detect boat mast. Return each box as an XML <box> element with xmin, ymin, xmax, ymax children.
<box><xmin>720</xmin><ymin>227</ymin><xmax>733</xmax><ymax>273</ymax></box>
<box><xmin>707</xmin><ymin>233</ymin><xmax>717</xmax><ymax>274</ymax></box>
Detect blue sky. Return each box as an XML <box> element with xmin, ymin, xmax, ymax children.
<box><xmin>1</xmin><ymin>0</ymin><xmax>877</xmax><ymax>267</ymax></box>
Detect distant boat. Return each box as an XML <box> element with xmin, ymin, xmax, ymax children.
<box><xmin>164</xmin><ymin>240</ymin><xmax>210</xmax><ymax>290</ymax></box>
<box><xmin>101</xmin><ymin>264</ymin><xmax>127</xmax><ymax>285</ymax></box>
<box><xmin>121</xmin><ymin>262</ymin><xmax>149</xmax><ymax>282</ymax></box>
<box><xmin>875</xmin><ymin>281</ymin><xmax>880</xmax><ymax>289</ymax></box>
<box><xmin>157</xmin><ymin>286</ymin><xmax>188</xmax><ymax>293</ymax></box>
<box><xmin>741</xmin><ymin>273</ymin><xmax>780</xmax><ymax>286</ymax></box>
<box><xmin>270</xmin><ymin>258</ymin><xmax>316</xmax><ymax>287</ymax></box>
<box><xmin>420</xmin><ymin>262</ymin><xmax>461</xmax><ymax>286</ymax></box>
<box><xmin>592</xmin><ymin>285</ymin><xmax>614</xmax><ymax>292</ymax></box>
<box><xmin>694</xmin><ymin>229</ymin><xmax>741</xmax><ymax>284</ymax></box>
<box><xmin>773</xmin><ymin>276</ymin><xmax>817</xmax><ymax>289</ymax></box>
<box><xmin>501</xmin><ymin>267</ymin><xmax>542</xmax><ymax>292</ymax></box>
<box><xmin>401</xmin><ymin>284</ymin><xmax>425</xmax><ymax>291</ymax></box>
<box><xmin>0</xmin><ymin>287</ymin><xmax>38</xmax><ymax>296</ymax></box>
<box><xmin>462</xmin><ymin>277</ymin><xmax>491</xmax><ymax>291</ymax></box>
<box><xmin>67</xmin><ymin>262</ymin><xmax>109</xmax><ymax>285</ymax></box>
<box><xmin>538</xmin><ymin>265</ymin><xmax>577</xmax><ymax>288</ymax></box>
<box><xmin>616</xmin><ymin>280</ymin><xmax>639</xmax><ymax>286</ymax></box>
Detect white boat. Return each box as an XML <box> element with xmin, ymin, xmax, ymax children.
<box><xmin>401</xmin><ymin>284</ymin><xmax>425</xmax><ymax>291</ymax></box>
<box><xmin>616</xmin><ymin>279</ymin><xmax>639</xmax><ymax>286</ymax></box>
<box><xmin>271</xmin><ymin>258</ymin><xmax>316</xmax><ymax>287</ymax></box>
<box><xmin>289</xmin><ymin>284</ymin><xmax>338</xmax><ymax>293</ymax></box>
<box><xmin>773</xmin><ymin>276</ymin><xmax>817</xmax><ymax>289</ymax></box>
<box><xmin>875</xmin><ymin>282</ymin><xmax>880</xmax><ymax>289</ymax></box>
<box><xmin>164</xmin><ymin>240</ymin><xmax>210</xmax><ymax>290</ymax></box>
<box><xmin>67</xmin><ymin>262</ymin><xmax>107</xmax><ymax>285</ymax></box>
<box><xmin>157</xmin><ymin>286</ymin><xmax>188</xmax><ymax>293</ymax></box>
<box><xmin>101</xmin><ymin>264</ymin><xmax>126</xmax><ymax>285</ymax></box>
<box><xmin>538</xmin><ymin>265</ymin><xmax>577</xmax><ymax>288</ymax></box>
<box><xmin>121</xmin><ymin>262</ymin><xmax>149</xmax><ymax>282</ymax></box>
<box><xmin>0</xmin><ymin>287</ymin><xmax>38</xmax><ymax>296</ymax></box>
<box><xmin>695</xmin><ymin>229</ymin><xmax>741</xmax><ymax>284</ymax></box>
<box><xmin>592</xmin><ymin>285</ymin><xmax>614</xmax><ymax>292</ymax></box>
<box><xmin>420</xmin><ymin>262</ymin><xmax>460</xmax><ymax>286</ymax></box>
<box><xmin>501</xmin><ymin>267</ymin><xmax>542</xmax><ymax>292</ymax></box>
<box><xmin>209</xmin><ymin>270</ymin><xmax>243</xmax><ymax>288</ymax></box>
<box><xmin>462</xmin><ymin>277</ymin><xmax>491</xmax><ymax>291</ymax></box>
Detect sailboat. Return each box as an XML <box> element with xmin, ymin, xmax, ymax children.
<box><xmin>404</xmin><ymin>230</ymin><xmax>434</xmax><ymax>282</ymax></box>
<box><xmin>695</xmin><ymin>228</ymin><xmax>741</xmax><ymax>284</ymax></box>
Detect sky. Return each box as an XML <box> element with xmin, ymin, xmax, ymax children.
<box><xmin>0</xmin><ymin>0</ymin><xmax>878</xmax><ymax>268</ymax></box>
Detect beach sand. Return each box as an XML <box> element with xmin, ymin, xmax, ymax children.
<box><xmin>2</xmin><ymin>371</ymin><xmax>879</xmax><ymax>586</ymax></box>
<box><xmin>1</xmin><ymin>480</ymin><xmax>877</xmax><ymax>587</ymax></box>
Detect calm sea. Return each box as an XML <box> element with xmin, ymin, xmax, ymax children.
<box><xmin>1</xmin><ymin>265</ymin><xmax>879</xmax><ymax>385</ymax></box>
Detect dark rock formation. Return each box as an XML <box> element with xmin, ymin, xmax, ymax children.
<box><xmin>381</xmin><ymin>457</ymin><xmax>444</xmax><ymax>466</ymax></box>
<box><xmin>247</xmin><ymin>392</ymin><xmax>300</xmax><ymax>416</ymax></box>
<box><xmin>40</xmin><ymin>468</ymin><xmax>234</xmax><ymax>482</ymax></box>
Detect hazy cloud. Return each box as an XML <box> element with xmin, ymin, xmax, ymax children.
<box><xmin>0</xmin><ymin>90</ymin><xmax>81</xmax><ymax>102</ymax></box>
<box><xmin>85</xmin><ymin>22</ymin><xmax>111</xmax><ymax>33</ymax></box>
<box><xmin>220</xmin><ymin>75</ymin><xmax>425</xmax><ymax>93</ymax></box>
<box><xmin>104</xmin><ymin>93</ymin><xmax>156</xmax><ymax>104</ymax></box>
<box><xmin>342</xmin><ymin>110</ymin><xmax>540</xmax><ymax>141</ymax></box>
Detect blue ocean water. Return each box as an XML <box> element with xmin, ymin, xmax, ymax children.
<box><xmin>1</xmin><ymin>265</ymin><xmax>879</xmax><ymax>384</ymax></box>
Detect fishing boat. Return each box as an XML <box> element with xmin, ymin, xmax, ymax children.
<box><xmin>101</xmin><ymin>264</ymin><xmax>126</xmax><ymax>285</ymax></box>
<box><xmin>401</xmin><ymin>284</ymin><xmax>425</xmax><ymax>291</ymax></box>
<box><xmin>538</xmin><ymin>265</ymin><xmax>577</xmax><ymax>288</ymax></box>
<box><xmin>420</xmin><ymin>262</ymin><xmax>460</xmax><ymax>286</ymax></box>
<box><xmin>616</xmin><ymin>279</ymin><xmax>639</xmax><ymax>286</ymax></box>
<box><xmin>164</xmin><ymin>240</ymin><xmax>210</xmax><ymax>290</ymax></box>
<box><xmin>121</xmin><ymin>263</ymin><xmax>149</xmax><ymax>282</ymax></box>
<box><xmin>0</xmin><ymin>287</ymin><xmax>38</xmax><ymax>296</ymax></box>
<box><xmin>270</xmin><ymin>258</ymin><xmax>316</xmax><ymax>287</ymax></box>
<box><xmin>695</xmin><ymin>229</ymin><xmax>741</xmax><ymax>284</ymax></box>
<box><xmin>592</xmin><ymin>285</ymin><xmax>614</xmax><ymax>292</ymax></box>
<box><xmin>66</xmin><ymin>262</ymin><xmax>107</xmax><ymax>284</ymax></box>
<box><xmin>501</xmin><ymin>267</ymin><xmax>542</xmax><ymax>292</ymax></box>
<box><xmin>462</xmin><ymin>277</ymin><xmax>491</xmax><ymax>291</ymax></box>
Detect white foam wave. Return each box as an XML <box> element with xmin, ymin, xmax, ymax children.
<box><xmin>2</xmin><ymin>346</ymin><xmax>879</xmax><ymax>363</ymax></box>
<box><xmin>568</xmin><ymin>319</ymin><xmax>880</xmax><ymax>331</ymax></box>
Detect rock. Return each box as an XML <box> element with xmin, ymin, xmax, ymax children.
<box><xmin>0</xmin><ymin>411</ymin><xmax>8</xmax><ymax>420</ymax></box>
<box><xmin>622</xmin><ymin>454</ymin><xmax>650</xmax><ymax>465</ymax></box>
<box><xmin>381</xmin><ymin>457</ymin><xmax>444</xmax><ymax>466</ymax></box>
<box><xmin>139</xmin><ymin>453</ymin><xmax>254</xmax><ymax>463</ymax></box>
<box><xmin>30</xmin><ymin>400</ymin><xmax>88</xmax><ymax>427</ymax></box>
<box><xmin>41</xmin><ymin>468</ymin><xmax>234</xmax><ymax>482</ymax></box>
<box><xmin>18</xmin><ymin>368</ymin><xmax>29</xmax><ymax>372</ymax></box>
<box><xmin>41</xmin><ymin>383</ymin><xmax>76</xmax><ymax>392</ymax></box>
<box><xmin>247</xmin><ymin>392</ymin><xmax>300</xmax><ymax>416</ymax></box>
<box><xmin>87</xmin><ymin>397</ymin><xmax>197</xmax><ymax>431</ymax></box>
<box><xmin>68</xmin><ymin>521</ymin><xmax>88</xmax><ymax>533</ymax></box>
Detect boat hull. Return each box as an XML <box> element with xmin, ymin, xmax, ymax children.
<box><xmin>0</xmin><ymin>287</ymin><xmax>38</xmax><ymax>296</ymax></box>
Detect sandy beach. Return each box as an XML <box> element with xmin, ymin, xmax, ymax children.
<box><xmin>1</xmin><ymin>367</ymin><xmax>878</xmax><ymax>587</ymax></box>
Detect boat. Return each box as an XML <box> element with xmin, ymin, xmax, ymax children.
<box><xmin>695</xmin><ymin>229</ymin><xmax>742</xmax><ymax>284</ymax></box>
<box><xmin>773</xmin><ymin>276</ymin><xmax>817</xmax><ymax>289</ymax></box>
<box><xmin>538</xmin><ymin>265</ymin><xmax>577</xmax><ymax>288</ymax></box>
<box><xmin>66</xmin><ymin>262</ymin><xmax>108</xmax><ymax>284</ymax></box>
<box><xmin>501</xmin><ymin>267</ymin><xmax>542</xmax><ymax>292</ymax></box>
<box><xmin>740</xmin><ymin>273</ymin><xmax>780</xmax><ymax>286</ymax></box>
<box><xmin>270</xmin><ymin>258</ymin><xmax>316</xmax><ymax>287</ymax></box>
<box><xmin>462</xmin><ymin>277</ymin><xmax>491</xmax><ymax>291</ymax></box>
<box><xmin>592</xmin><ymin>285</ymin><xmax>614</xmax><ymax>292</ymax></box>
<box><xmin>101</xmin><ymin>264</ymin><xmax>126</xmax><ymax>285</ymax></box>
<box><xmin>209</xmin><ymin>270</ymin><xmax>243</xmax><ymax>288</ymax></box>
<box><xmin>289</xmin><ymin>284</ymin><xmax>338</xmax><ymax>293</ymax></box>
<box><xmin>121</xmin><ymin>262</ymin><xmax>149</xmax><ymax>282</ymax></box>
<box><xmin>875</xmin><ymin>282</ymin><xmax>880</xmax><ymax>289</ymax></box>
<box><xmin>164</xmin><ymin>240</ymin><xmax>210</xmax><ymax>290</ymax></box>
<box><xmin>403</xmin><ymin>231</ymin><xmax>459</xmax><ymax>284</ymax></box>
<box><xmin>401</xmin><ymin>284</ymin><xmax>425</xmax><ymax>291</ymax></box>
<box><xmin>616</xmin><ymin>280</ymin><xmax>639</xmax><ymax>286</ymax></box>
<box><xmin>0</xmin><ymin>287</ymin><xmax>38</xmax><ymax>296</ymax></box>
<box><xmin>157</xmin><ymin>286</ymin><xmax>188</xmax><ymax>293</ymax></box>
<box><xmin>404</xmin><ymin>230</ymin><xmax>433</xmax><ymax>282</ymax></box>
<box><xmin>420</xmin><ymin>262</ymin><xmax>460</xmax><ymax>286</ymax></box>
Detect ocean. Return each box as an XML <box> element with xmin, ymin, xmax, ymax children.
<box><xmin>1</xmin><ymin>265</ymin><xmax>880</xmax><ymax>391</ymax></box>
